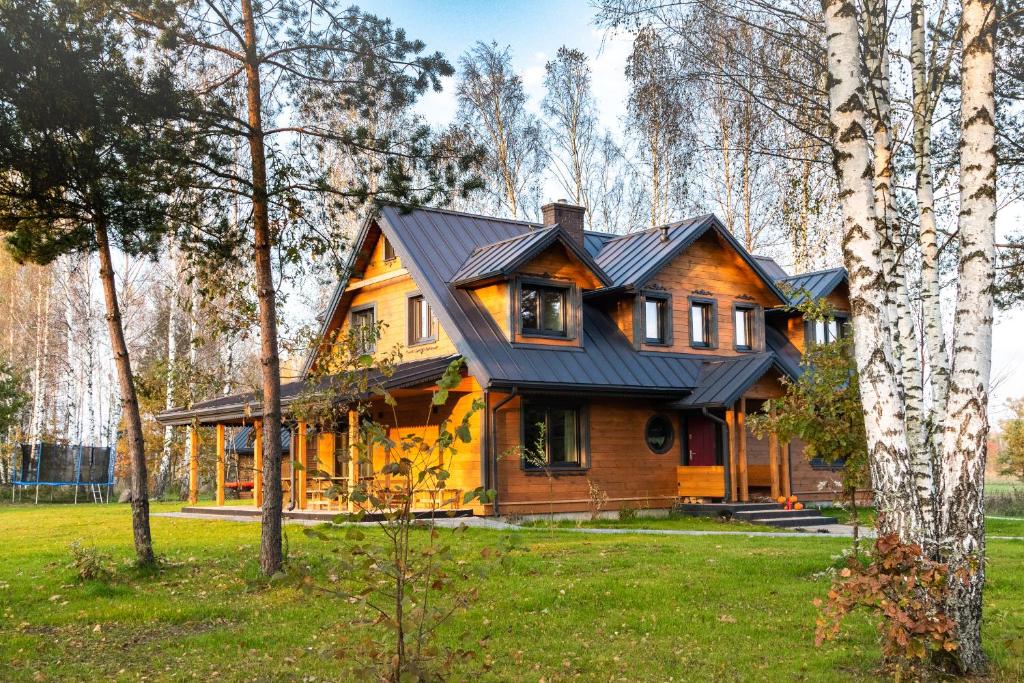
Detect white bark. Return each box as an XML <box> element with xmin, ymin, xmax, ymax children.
<box><xmin>863</xmin><ymin>0</ymin><xmax>934</xmax><ymax>540</ymax></box>
<box><xmin>154</xmin><ymin>248</ymin><xmax>180</xmax><ymax>498</ymax></box>
<box><xmin>822</xmin><ymin>0</ymin><xmax>922</xmax><ymax>543</ymax></box>
<box><xmin>940</xmin><ymin>0</ymin><xmax>997</xmax><ymax>671</ymax></box>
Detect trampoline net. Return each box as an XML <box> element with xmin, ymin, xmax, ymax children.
<box><xmin>17</xmin><ymin>443</ymin><xmax>113</xmax><ymax>485</ymax></box>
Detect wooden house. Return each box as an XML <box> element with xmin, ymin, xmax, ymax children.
<box><xmin>157</xmin><ymin>201</ymin><xmax>852</xmax><ymax>516</ymax></box>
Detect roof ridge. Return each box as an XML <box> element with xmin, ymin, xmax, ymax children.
<box><xmin>463</xmin><ymin>224</ymin><xmax>556</xmax><ymax>255</ymax></box>
<box><xmin>601</xmin><ymin>213</ymin><xmax>711</xmax><ymax>244</ymax></box>
<box><xmin>377</xmin><ymin>200</ymin><xmax>543</xmax><ymax>229</ymax></box>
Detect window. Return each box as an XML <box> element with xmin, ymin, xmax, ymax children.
<box><xmin>689</xmin><ymin>299</ymin><xmax>715</xmax><ymax>348</ymax></box>
<box><xmin>645</xmin><ymin>415</ymin><xmax>675</xmax><ymax>454</ymax></box>
<box><xmin>350</xmin><ymin>306</ymin><xmax>376</xmax><ymax>354</ymax></box>
<box><xmin>734</xmin><ymin>305</ymin><xmax>756</xmax><ymax>351</ymax></box>
<box><xmin>382</xmin><ymin>236</ymin><xmax>396</xmax><ymax>261</ymax></box>
<box><xmin>520</xmin><ymin>283</ymin><xmax>568</xmax><ymax>336</ymax></box>
<box><xmin>408</xmin><ymin>294</ymin><xmax>435</xmax><ymax>345</ymax></box>
<box><xmin>808</xmin><ymin>315</ymin><xmax>848</xmax><ymax>345</ymax></box>
<box><xmin>643</xmin><ymin>295</ymin><xmax>670</xmax><ymax>344</ymax></box>
<box><xmin>523</xmin><ymin>402</ymin><xmax>584</xmax><ymax>469</ymax></box>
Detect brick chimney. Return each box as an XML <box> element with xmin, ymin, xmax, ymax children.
<box><xmin>541</xmin><ymin>200</ymin><xmax>586</xmax><ymax>247</ymax></box>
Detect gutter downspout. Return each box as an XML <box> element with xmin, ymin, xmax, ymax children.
<box><xmin>701</xmin><ymin>407</ymin><xmax>730</xmax><ymax>502</ymax></box>
<box><xmin>490</xmin><ymin>386</ymin><xmax>518</xmax><ymax>517</ymax></box>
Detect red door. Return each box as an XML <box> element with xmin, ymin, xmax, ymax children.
<box><xmin>686</xmin><ymin>415</ymin><xmax>717</xmax><ymax>466</ymax></box>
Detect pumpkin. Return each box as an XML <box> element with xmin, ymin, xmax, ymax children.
<box><xmin>776</xmin><ymin>496</ymin><xmax>787</xmax><ymax>505</ymax></box>
<box><xmin>788</xmin><ymin>495</ymin><xmax>798</xmax><ymax>504</ymax></box>
<box><xmin>794</xmin><ymin>502</ymin><xmax>804</xmax><ymax>511</ymax></box>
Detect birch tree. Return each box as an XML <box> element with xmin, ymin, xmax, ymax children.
<box><xmin>938</xmin><ymin>0</ymin><xmax>998</xmax><ymax>669</ymax></box>
<box><xmin>456</xmin><ymin>41</ymin><xmax>546</xmax><ymax>219</ymax></box>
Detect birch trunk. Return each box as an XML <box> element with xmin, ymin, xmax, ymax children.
<box><xmin>911</xmin><ymin>0</ymin><xmax>950</xmax><ymax>427</ymax></box>
<box><xmin>95</xmin><ymin>219</ymin><xmax>154</xmax><ymax>566</ymax></box>
<box><xmin>863</xmin><ymin>0</ymin><xmax>934</xmax><ymax>541</ymax></box>
<box><xmin>28</xmin><ymin>272</ymin><xmax>47</xmax><ymax>449</ymax></box>
<box><xmin>822</xmin><ymin>0</ymin><xmax>922</xmax><ymax>543</ymax></box>
<box><xmin>940</xmin><ymin>0</ymin><xmax>997</xmax><ymax>671</ymax></box>
<box><xmin>241</xmin><ymin>0</ymin><xmax>285</xmax><ymax>576</ymax></box>
<box><xmin>154</xmin><ymin>248</ymin><xmax>180</xmax><ymax>498</ymax></box>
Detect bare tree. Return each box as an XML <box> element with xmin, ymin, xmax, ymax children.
<box><xmin>456</xmin><ymin>41</ymin><xmax>546</xmax><ymax>219</ymax></box>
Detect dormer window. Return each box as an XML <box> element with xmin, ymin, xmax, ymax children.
<box><xmin>733</xmin><ymin>303</ymin><xmax>761</xmax><ymax>352</ymax></box>
<box><xmin>642</xmin><ymin>294</ymin><xmax>671</xmax><ymax>345</ymax></box>
<box><xmin>688</xmin><ymin>297</ymin><xmax>717</xmax><ymax>349</ymax></box>
<box><xmin>520</xmin><ymin>282</ymin><xmax>568</xmax><ymax>337</ymax></box>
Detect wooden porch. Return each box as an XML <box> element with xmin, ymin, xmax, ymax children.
<box><xmin>185</xmin><ymin>410</ymin><xmax>465</xmax><ymax>514</ymax></box>
<box><xmin>676</xmin><ymin>397</ymin><xmax>792</xmax><ymax>502</ymax></box>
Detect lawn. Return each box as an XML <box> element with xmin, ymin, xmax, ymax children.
<box><xmin>1</xmin><ymin>503</ymin><xmax>1023</xmax><ymax>682</ymax></box>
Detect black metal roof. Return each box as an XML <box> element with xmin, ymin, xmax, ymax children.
<box><xmin>592</xmin><ymin>215</ymin><xmax>789</xmax><ymax>304</ymax></box>
<box><xmin>753</xmin><ymin>255</ymin><xmax>789</xmax><ymax>279</ymax></box>
<box><xmin>375</xmin><ymin>204</ymin><xmax>704</xmax><ymax>394</ymax></box>
<box><xmin>583</xmin><ymin>230</ymin><xmax>616</xmax><ymax>258</ymax></box>
<box><xmin>449</xmin><ymin>224</ymin><xmax>611</xmax><ymax>288</ymax></box>
<box><xmin>156</xmin><ymin>354</ymin><xmax>459</xmax><ymax>426</ymax></box>
<box><xmin>670</xmin><ymin>352</ymin><xmax>792</xmax><ymax>408</ymax></box>
<box><xmin>778</xmin><ymin>268</ymin><xmax>848</xmax><ymax>306</ymax></box>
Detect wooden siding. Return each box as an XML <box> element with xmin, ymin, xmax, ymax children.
<box><xmin>491</xmin><ymin>393</ymin><xmax>680</xmax><ymax>514</ymax></box>
<box><xmin>517</xmin><ymin>242</ymin><xmax>604</xmax><ymax>289</ymax></box>
<box><xmin>334</xmin><ymin>273</ymin><xmax>459</xmax><ymax>363</ymax></box>
<box><xmin>471</xmin><ymin>282</ymin><xmax>510</xmax><ymax>337</ymax></box>
<box><xmin>361</xmin><ymin>232</ymin><xmax>404</xmax><ymax>279</ymax></box>
<box><xmin>640</xmin><ymin>231</ymin><xmax>779</xmax><ymax>354</ymax></box>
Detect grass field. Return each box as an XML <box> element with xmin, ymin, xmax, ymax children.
<box><xmin>1</xmin><ymin>503</ymin><xmax>1023</xmax><ymax>682</ymax></box>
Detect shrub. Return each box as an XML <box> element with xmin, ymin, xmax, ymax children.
<box><xmin>618</xmin><ymin>504</ymin><xmax>637</xmax><ymax>522</ymax></box>
<box><xmin>587</xmin><ymin>478</ymin><xmax>608</xmax><ymax>520</ymax></box>
<box><xmin>815</xmin><ymin>534</ymin><xmax>961</xmax><ymax>677</ymax></box>
<box><xmin>68</xmin><ymin>541</ymin><xmax>112</xmax><ymax>582</ymax></box>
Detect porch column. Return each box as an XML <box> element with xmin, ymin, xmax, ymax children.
<box><xmin>348</xmin><ymin>409</ymin><xmax>359</xmax><ymax>512</ymax></box>
<box><xmin>725</xmin><ymin>407</ymin><xmax>739</xmax><ymax>501</ymax></box>
<box><xmin>188</xmin><ymin>425</ymin><xmax>199</xmax><ymax>504</ymax></box>
<box><xmin>738</xmin><ymin>398</ymin><xmax>749</xmax><ymax>502</ymax></box>
<box><xmin>253</xmin><ymin>420</ymin><xmax>263</xmax><ymax>508</ymax></box>
<box><xmin>781</xmin><ymin>441</ymin><xmax>792</xmax><ymax>498</ymax></box>
<box><xmin>215</xmin><ymin>424</ymin><xmax>225</xmax><ymax>506</ymax></box>
<box><xmin>296</xmin><ymin>421</ymin><xmax>308</xmax><ymax>510</ymax></box>
<box><xmin>768</xmin><ymin>405</ymin><xmax>781</xmax><ymax>500</ymax></box>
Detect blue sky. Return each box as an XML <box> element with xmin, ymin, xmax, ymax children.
<box><xmin>356</xmin><ymin>1</ymin><xmax>1023</xmax><ymax>423</ymax></box>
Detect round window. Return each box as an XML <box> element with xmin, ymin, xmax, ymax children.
<box><xmin>645</xmin><ymin>415</ymin><xmax>675</xmax><ymax>454</ymax></box>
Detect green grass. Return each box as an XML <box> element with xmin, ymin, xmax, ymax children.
<box><xmin>520</xmin><ymin>513</ymin><xmax>779</xmax><ymax>532</ymax></box>
<box><xmin>1</xmin><ymin>503</ymin><xmax>1023</xmax><ymax>682</ymax></box>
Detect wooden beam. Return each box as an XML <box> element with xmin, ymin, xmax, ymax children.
<box><xmin>296</xmin><ymin>421</ymin><xmax>308</xmax><ymax>510</ymax></box>
<box><xmin>738</xmin><ymin>398</ymin><xmax>749</xmax><ymax>502</ymax></box>
<box><xmin>188</xmin><ymin>426</ymin><xmax>199</xmax><ymax>505</ymax></box>
<box><xmin>782</xmin><ymin>441</ymin><xmax>792</xmax><ymax>498</ymax></box>
<box><xmin>215</xmin><ymin>424</ymin><xmax>225</xmax><ymax>506</ymax></box>
<box><xmin>253</xmin><ymin>420</ymin><xmax>263</xmax><ymax>508</ymax></box>
<box><xmin>345</xmin><ymin>268</ymin><xmax>409</xmax><ymax>292</ymax></box>
<box><xmin>725</xmin><ymin>407</ymin><xmax>738</xmax><ymax>501</ymax></box>
<box><xmin>768</xmin><ymin>405</ymin><xmax>780</xmax><ymax>500</ymax></box>
<box><xmin>348</xmin><ymin>409</ymin><xmax>359</xmax><ymax>512</ymax></box>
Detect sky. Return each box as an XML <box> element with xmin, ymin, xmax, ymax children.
<box><xmin>359</xmin><ymin>0</ymin><xmax>1023</xmax><ymax>425</ymax></box>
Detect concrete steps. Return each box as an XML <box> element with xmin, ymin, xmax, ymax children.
<box><xmin>675</xmin><ymin>502</ymin><xmax>840</xmax><ymax>529</ymax></box>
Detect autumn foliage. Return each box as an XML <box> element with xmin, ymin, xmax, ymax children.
<box><xmin>815</xmin><ymin>534</ymin><xmax>961</xmax><ymax>676</ymax></box>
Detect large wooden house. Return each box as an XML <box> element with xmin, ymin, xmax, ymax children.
<box><xmin>157</xmin><ymin>201</ymin><xmax>852</xmax><ymax>516</ymax></box>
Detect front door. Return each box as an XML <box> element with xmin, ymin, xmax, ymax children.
<box><xmin>686</xmin><ymin>415</ymin><xmax>717</xmax><ymax>466</ymax></box>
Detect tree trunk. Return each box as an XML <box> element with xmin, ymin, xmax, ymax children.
<box><xmin>28</xmin><ymin>271</ymin><xmax>47</xmax><ymax>448</ymax></box>
<box><xmin>95</xmin><ymin>219</ymin><xmax>155</xmax><ymax>566</ymax></box>
<box><xmin>940</xmin><ymin>0</ymin><xmax>997</xmax><ymax>671</ymax></box>
<box><xmin>241</xmin><ymin>0</ymin><xmax>284</xmax><ymax>577</ymax></box>
<box><xmin>911</xmin><ymin>0</ymin><xmax>950</xmax><ymax>440</ymax></box>
<box><xmin>863</xmin><ymin>0</ymin><xmax>934</xmax><ymax>543</ymax></box>
<box><xmin>821</xmin><ymin>0</ymin><xmax>922</xmax><ymax>543</ymax></box>
<box><xmin>154</xmin><ymin>247</ymin><xmax>180</xmax><ymax>498</ymax></box>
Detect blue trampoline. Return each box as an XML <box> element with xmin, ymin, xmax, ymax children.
<box><xmin>12</xmin><ymin>442</ymin><xmax>115</xmax><ymax>503</ymax></box>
